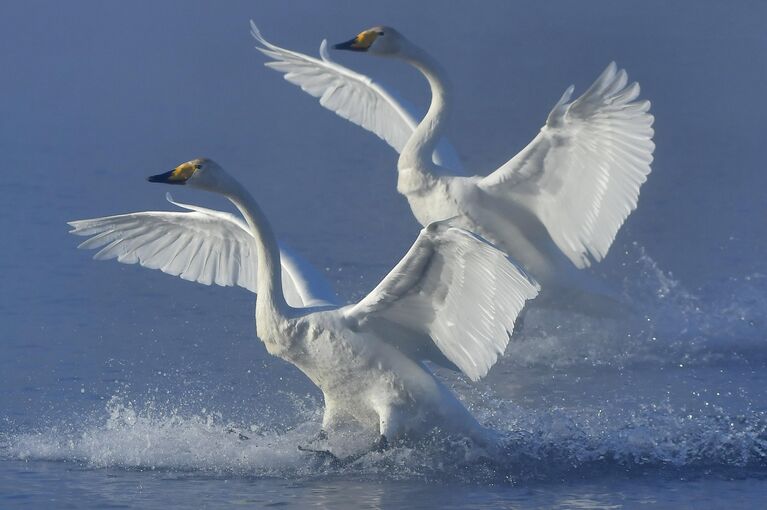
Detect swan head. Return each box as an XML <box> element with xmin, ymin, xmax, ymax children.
<box><xmin>333</xmin><ymin>26</ymin><xmax>404</xmax><ymax>56</ymax></box>
<box><xmin>148</xmin><ymin>158</ymin><xmax>231</xmax><ymax>192</ymax></box>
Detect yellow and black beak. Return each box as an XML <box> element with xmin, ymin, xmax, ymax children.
<box><xmin>334</xmin><ymin>30</ymin><xmax>378</xmax><ymax>52</ymax></box>
<box><xmin>147</xmin><ymin>162</ymin><xmax>195</xmax><ymax>185</ymax></box>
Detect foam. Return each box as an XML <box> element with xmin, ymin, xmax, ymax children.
<box><xmin>504</xmin><ymin>243</ymin><xmax>767</xmax><ymax>368</ymax></box>
<box><xmin>3</xmin><ymin>394</ymin><xmax>765</xmax><ymax>483</ymax></box>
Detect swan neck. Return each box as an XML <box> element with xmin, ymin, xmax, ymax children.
<box><xmin>223</xmin><ymin>180</ymin><xmax>288</xmax><ymax>318</ymax></box>
<box><xmin>399</xmin><ymin>44</ymin><xmax>452</xmax><ymax>172</ymax></box>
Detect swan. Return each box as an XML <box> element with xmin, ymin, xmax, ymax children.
<box><xmin>251</xmin><ymin>23</ymin><xmax>654</xmax><ymax>313</ymax></box>
<box><xmin>69</xmin><ymin>158</ymin><xmax>539</xmax><ymax>452</ymax></box>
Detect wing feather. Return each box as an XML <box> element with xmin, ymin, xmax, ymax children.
<box><xmin>480</xmin><ymin>62</ymin><xmax>654</xmax><ymax>268</ymax></box>
<box><xmin>250</xmin><ymin>21</ymin><xmax>463</xmax><ymax>173</ymax></box>
<box><xmin>69</xmin><ymin>194</ymin><xmax>337</xmax><ymax>308</ymax></box>
<box><xmin>345</xmin><ymin>221</ymin><xmax>539</xmax><ymax>381</ymax></box>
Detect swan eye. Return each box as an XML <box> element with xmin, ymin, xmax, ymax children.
<box><xmin>378</xmin><ymin>31</ymin><xmax>384</xmax><ymax>36</ymax></box>
<box><xmin>194</xmin><ymin>164</ymin><xmax>202</xmax><ymax>170</ymax></box>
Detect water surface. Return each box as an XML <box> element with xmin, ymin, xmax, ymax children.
<box><xmin>1</xmin><ymin>1</ymin><xmax>766</xmax><ymax>508</ymax></box>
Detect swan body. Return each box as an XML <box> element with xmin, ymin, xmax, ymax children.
<box><xmin>252</xmin><ymin>23</ymin><xmax>654</xmax><ymax>311</ymax></box>
<box><xmin>70</xmin><ymin>158</ymin><xmax>539</xmax><ymax>448</ymax></box>
<box><xmin>262</xmin><ymin>306</ymin><xmax>486</xmax><ymax>442</ymax></box>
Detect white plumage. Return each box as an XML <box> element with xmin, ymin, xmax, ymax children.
<box><xmin>69</xmin><ymin>193</ymin><xmax>337</xmax><ymax>308</ymax></box>
<box><xmin>252</xmin><ymin>23</ymin><xmax>654</xmax><ymax>310</ymax></box>
<box><xmin>251</xmin><ymin>22</ymin><xmax>464</xmax><ymax>173</ymax></box>
<box><xmin>70</xmin><ymin>159</ymin><xmax>539</xmax><ymax>448</ymax></box>
<box><xmin>480</xmin><ymin>63</ymin><xmax>654</xmax><ymax>268</ymax></box>
<box><xmin>347</xmin><ymin>224</ymin><xmax>535</xmax><ymax>381</ymax></box>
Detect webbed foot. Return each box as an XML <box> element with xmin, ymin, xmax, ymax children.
<box><xmin>298</xmin><ymin>434</ymin><xmax>391</xmax><ymax>466</ymax></box>
<box><xmin>297</xmin><ymin>445</ymin><xmax>341</xmax><ymax>465</ymax></box>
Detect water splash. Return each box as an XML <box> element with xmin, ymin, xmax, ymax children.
<box><xmin>3</xmin><ymin>393</ymin><xmax>765</xmax><ymax>483</ymax></box>
<box><xmin>504</xmin><ymin>243</ymin><xmax>767</xmax><ymax>368</ymax></box>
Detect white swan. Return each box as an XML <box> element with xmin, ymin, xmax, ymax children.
<box><xmin>251</xmin><ymin>23</ymin><xmax>654</xmax><ymax>312</ymax></box>
<box><xmin>70</xmin><ymin>158</ymin><xmax>539</xmax><ymax>451</ymax></box>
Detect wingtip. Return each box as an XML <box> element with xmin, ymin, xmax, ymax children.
<box><xmin>67</xmin><ymin>219</ymin><xmax>88</xmax><ymax>233</ymax></box>
<box><xmin>319</xmin><ymin>39</ymin><xmax>331</xmax><ymax>62</ymax></box>
<box><xmin>546</xmin><ymin>84</ymin><xmax>575</xmax><ymax>125</ymax></box>
<box><xmin>596</xmin><ymin>61</ymin><xmax>618</xmax><ymax>87</ymax></box>
<box><xmin>641</xmin><ymin>98</ymin><xmax>653</xmax><ymax>113</ymax></box>
<box><xmin>560</xmin><ymin>84</ymin><xmax>575</xmax><ymax>105</ymax></box>
<box><xmin>249</xmin><ymin>19</ymin><xmax>266</xmax><ymax>44</ymax></box>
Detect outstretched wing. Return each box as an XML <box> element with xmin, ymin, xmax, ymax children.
<box><xmin>344</xmin><ymin>221</ymin><xmax>539</xmax><ymax>381</ymax></box>
<box><xmin>68</xmin><ymin>193</ymin><xmax>337</xmax><ymax>308</ymax></box>
<box><xmin>480</xmin><ymin>62</ymin><xmax>654</xmax><ymax>268</ymax></box>
<box><xmin>250</xmin><ymin>21</ymin><xmax>463</xmax><ymax>173</ymax></box>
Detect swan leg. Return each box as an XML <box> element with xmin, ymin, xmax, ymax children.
<box><xmin>297</xmin><ymin>401</ymin><xmax>361</xmax><ymax>463</ymax></box>
<box><xmin>321</xmin><ymin>402</ymin><xmax>345</xmax><ymax>432</ymax></box>
<box><xmin>297</xmin><ymin>403</ymin><xmax>345</xmax><ymax>457</ymax></box>
<box><xmin>297</xmin><ymin>429</ymin><xmax>328</xmax><ymax>454</ymax></box>
<box><xmin>319</xmin><ymin>400</ymin><xmax>356</xmax><ymax>438</ymax></box>
<box><xmin>297</xmin><ymin>444</ymin><xmax>340</xmax><ymax>463</ymax></box>
<box><xmin>298</xmin><ymin>404</ymin><xmax>398</xmax><ymax>462</ymax></box>
<box><xmin>375</xmin><ymin>405</ymin><xmax>403</xmax><ymax>449</ymax></box>
<box><xmin>300</xmin><ymin>428</ymin><xmax>329</xmax><ymax>452</ymax></box>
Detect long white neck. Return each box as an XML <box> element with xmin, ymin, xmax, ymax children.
<box><xmin>222</xmin><ymin>179</ymin><xmax>288</xmax><ymax>320</ymax></box>
<box><xmin>397</xmin><ymin>43</ymin><xmax>452</xmax><ymax>176</ymax></box>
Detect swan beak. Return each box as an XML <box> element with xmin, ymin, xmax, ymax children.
<box><xmin>334</xmin><ymin>30</ymin><xmax>378</xmax><ymax>52</ymax></box>
<box><xmin>333</xmin><ymin>37</ymin><xmax>368</xmax><ymax>52</ymax></box>
<box><xmin>147</xmin><ymin>170</ymin><xmax>184</xmax><ymax>185</ymax></box>
<box><xmin>147</xmin><ymin>164</ymin><xmax>193</xmax><ymax>185</ymax></box>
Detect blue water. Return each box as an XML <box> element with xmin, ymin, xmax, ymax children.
<box><xmin>2</xmin><ymin>1</ymin><xmax>766</xmax><ymax>508</ymax></box>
